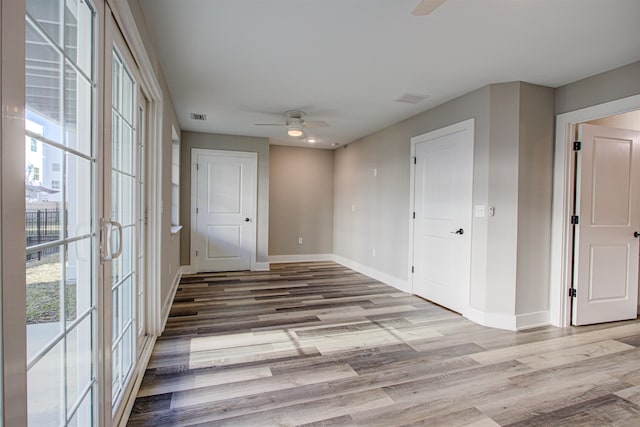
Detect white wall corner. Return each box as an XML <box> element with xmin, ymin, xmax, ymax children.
<box><xmin>464</xmin><ymin>306</ymin><xmax>517</xmax><ymax>331</ymax></box>
<box><xmin>253</xmin><ymin>261</ymin><xmax>271</xmax><ymax>271</ymax></box>
<box><xmin>332</xmin><ymin>255</ymin><xmax>410</xmax><ymax>293</ymax></box>
<box><xmin>515</xmin><ymin>310</ymin><xmax>550</xmax><ymax>330</ymax></box>
<box><xmin>269</xmin><ymin>254</ymin><xmax>334</xmax><ymax>264</ymax></box>
<box><xmin>161</xmin><ymin>268</ymin><xmax>183</xmax><ymax>332</ymax></box>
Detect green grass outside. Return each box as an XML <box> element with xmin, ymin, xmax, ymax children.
<box><xmin>26</xmin><ymin>255</ymin><xmax>77</xmax><ymax>324</ymax></box>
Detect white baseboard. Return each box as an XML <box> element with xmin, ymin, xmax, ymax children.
<box><xmin>465</xmin><ymin>306</ymin><xmax>517</xmax><ymax>331</ymax></box>
<box><xmin>269</xmin><ymin>254</ymin><xmax>334</xmax><ymax>264</ymax></box>
<box><xmin>516</xmin><ymin>310</ymin><xmax>550</xmax><ymax>330</ymax></box>
<box><xmin>161</xmin><ymin>267</ymin><xmax>182</xmax><ymax>332</ymax></box>
<box><xmin>253</xmin><ymin>261</ymin><xmax>271</xmax><ymax>271</ymax></box>
<box><xmin>465</xmin><ymin>307</ymin><xmax>550</xmax><ymax>331</ymax></box>
<box><xmin>181</xmin><ymin>264</ymin><xmax>196</xmax><ymax>275</ymax></box>
<box><xmin>331</xmin><ymin>254</ymin><xmax>410</xmax><ymax>293</ymax></box>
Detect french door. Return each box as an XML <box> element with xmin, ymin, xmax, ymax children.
<box><xmin>104</xmin><ymin>9</ymin><xmax>145</xmax><ymax>417</ymax></box>
<box><xmin>24</xmin><ymin>2</ymin><xmax>148</xmax><ymax>425</ymax></box>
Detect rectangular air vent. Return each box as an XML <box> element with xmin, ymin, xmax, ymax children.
<box><xmin>190</xmin><ymin>113</ymin><xmax>207</xmax><ymax>120</ymax></box>
<box><xmin>394</xmin><ymin>93</ymin><xmax>430</xmax><ymax>104</ymax></box>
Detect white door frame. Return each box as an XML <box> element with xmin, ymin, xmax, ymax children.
<box><xmin>190</xmin><ymin>149</ymin><xmax>258</xmax><ymax>272</ymax></box>
<box><xmin>550</xmin><ymin>94</ymin><xmax>640</xmax><ymax>327</ymax></box>
<box><xmin>408</xmin><ymin>118</ymin><xmax>475</xmax><ymax>316</ymax></box>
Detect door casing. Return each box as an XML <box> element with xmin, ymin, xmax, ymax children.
<box><xmin>409</xmin><ymin>118</ymin><xmax>475</xmax><ymax>317</ymax></box>
<box><xmin>190</xmin><ymin>148</ymin><xmax>258</xmax><ymax>273</ymax></box>
<box><xmin>551</xmin><ymin>94</ymin><xmax>640</xmax><ymax>327</ymax></box>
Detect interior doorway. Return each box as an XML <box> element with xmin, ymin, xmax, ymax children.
<box><xmin>190</xmin><ymin>149</ymin><xmax>258</xmax><ymax>272</ymax></box>
<box><xmin>409</xmin><ymin>119</ymin><xmax>474</xmax><ymax>316</ymax></box>
<box><xmin>551</xmin><ymin>99</ymin><xmax>640</xmax><ymax>327</ymax></box>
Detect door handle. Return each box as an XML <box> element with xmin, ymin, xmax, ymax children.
<box><xmin>101</xmin><ymin>219</ymin><xmax>124</xmax><ymax>261</ymax></box>
<box><xmin>245</xmin><ymin>218</ymin><xmax>251</xmax><ymax>222</ymax></box>
<box><xmin>450</xmin><ymin>228</ymin><xmax>464</xmax><ymax>235</ymax></box>
<box><xmin>635</xmin><ymin>231</ymin><xmax>640</xmax><ymax>238</ymax></box>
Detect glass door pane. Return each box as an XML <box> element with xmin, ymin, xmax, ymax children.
<box><xmin>107</xmin><ymin>41</ymin><xmax>139</xmax><ymax>411</ymax></box>
<box><xmin>25</xmin><ymin>0</ymin><xmax>96</xmax><ymax>425</ymax></box>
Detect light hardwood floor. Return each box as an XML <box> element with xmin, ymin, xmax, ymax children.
<box><xmin>128</xmin><ymin>262</ymin><xmax>640</xmax><ymax>426</ymax></box>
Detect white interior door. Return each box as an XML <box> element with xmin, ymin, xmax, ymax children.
<box><xmin>572</xmin><ymin>123</ymin><xmax>640</xmax><ymax>325</ymax></box>
<box><xmin>412</xmin><ymin>120</ymin><xmax>474</xmax><ymax>314</ymax></box>
<box><xmin>192</xmin><ymin>150</ymin><xmax>257</xmax><ymax>272</ymax></box>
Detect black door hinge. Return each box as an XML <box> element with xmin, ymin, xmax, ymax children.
<box><xmin>570</xmin><ymin>215</ymin><xmax>579</xmax><ymax>225</ymax></box>
<box><xmin>573</xmin><ymin>141</ymin><xmax>581</xmax><ymax>151</ymax></box>
<box><xmin>569</xmin><ymin>288</ymin><xmax>577</xmax><ymax>298</ymax></box>
<box><xmin>413</xmin><ymin>212</ymin><xmax>416</xmax><ymax>219</ymax></box>
<box><xmin>411</xmin><ymin>266</ymin><xmax>414</xmax><ymax>273</ymax></box>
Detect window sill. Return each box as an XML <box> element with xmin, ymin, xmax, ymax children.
<box><xmin>171</xmin><ymin>225</ymin><xmax>183</xmax><ymax>235</ymax></box>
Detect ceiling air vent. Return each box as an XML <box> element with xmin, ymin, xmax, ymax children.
<box><xmin>190</xmin><ymin>113</ymin><xmax>207</xmax><ymax>121</ymax></box>
<box><xmin>394</xmin><ymin>93</ymin><xmax>430</xmax><ymax>104</ymax></box>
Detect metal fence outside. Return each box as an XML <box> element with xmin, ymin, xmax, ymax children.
<box><xmin>26</xmin><ymin>208</ymin><xmax>61</xmax><ymax>262</ymax></box>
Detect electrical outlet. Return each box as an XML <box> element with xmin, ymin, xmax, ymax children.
<box><xmin>298</xmin><ymin>237</ymin><xmax>303</xmax><ymax>245</ymax></box>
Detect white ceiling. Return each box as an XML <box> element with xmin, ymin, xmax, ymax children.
<box><xmin>139</xmin><ymin>0</ymin><xmax>640</xmax><ymax>149</ymax></box>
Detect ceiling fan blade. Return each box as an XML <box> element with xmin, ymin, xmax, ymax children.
<box><xmin>254</xmin><ymin>123</ymin><xmax>285</xmax><ymax>126</ymax></box>
<box><xmin>303</xmin><ymin>121</ymin><xmax>329</xmax><ymax>128</ymax></box>
<box><xmin>412</xmin><ymin>0</ymin><xmax>446</xmax><ymax>16</ymax></box>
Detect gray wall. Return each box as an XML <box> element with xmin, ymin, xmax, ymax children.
<box><xmin>333</xmin><ymin>86</ymin><xmax>492</xmax><ymax>309</ymax></box>
<box><xmin>515</xmin><ymin>83</ymin><xmax>555</xmax><ymax>315</ymax></box>
<box><xmin>269</xmin><ymin>146</ymin><xmax>334</xmax><ymax>256</ymax></box>
<box><xmin>333</xmin><ymin>82</ymin><xmax>555</xmax><ymax>319</ymax></box>
<box><xmin>556</xmin><ymin>60</ymin><xmax>640</xmax><ymax>114</ymax></box>
<box><xmin>129</xmin><ymin>0</ymin><xmax>182</xmax><ymax>308</ymax></box>
<box><xmin>180</xmin><ymin>131</ymin><xmax>270</xmax><ymax>266</ymax></box>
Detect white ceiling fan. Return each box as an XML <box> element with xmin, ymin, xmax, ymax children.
<box><xmin>254</xmin><ymin>110</ymin><xmax>329</xmax><ymax>138</ymax></box>
<box><xmin>412</xmin><ymin>0</ymin><xmax>447</xmax><ymax>16</ymax></box>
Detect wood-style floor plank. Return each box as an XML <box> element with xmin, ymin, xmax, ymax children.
<box><xmin>128</xmin><ymin>262</ymin><xmax>640</xmax><ymax>426</ymax></box>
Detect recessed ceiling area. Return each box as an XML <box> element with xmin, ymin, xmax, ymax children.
<box><xmin>139</xmin><ymin>0</ymin><xmax>640</xmax><ymax>149</ymax></box>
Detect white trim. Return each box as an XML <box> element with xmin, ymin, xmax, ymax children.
<box><xmin>465</xmin><ymin>307</ymin><xmax>517</xmax><ymax>331</ymax></box>
<box><xmin>408</xmin><ymin>118</ymin><xmax>475</xmax><ymax>309</ymax></box>
<box><xmin>181</xmin><ymin>264</ymin><xmax>196</xmax><ymax>275</ymax></box>
<box><xmin>332</xmin><ymin>255</ymin><xmax>410</xmax><ymax>293</ymax></box>
<box><xmin>550</xmin><ymin>94</ymin><xmax>640</xmax><ymax>327</ymax></box>
<box><xmin>190</xmin><ymin>149</ymin><xmax>258</xmax><ymax>273</ymax></box>
<box><xmin>253</xmin><ymin>262</ymin><xmax>271</xmax><ymax>271</ymax></box>
<box><xmin>114</xmin><ymin>335</ymin><xmax>157</xmax><ymax>427</ymax></box>
<box><xmin>160</xmin><ymin>267</ymin><xmax>183</xmax><ymax>332</ymax></box>
<box><xmin>269</xmin><ymin>254</ymin><xmax>334</xmax><ymax>264</ymax></box>
<box><xmin>515</xmin><ymin>311</ymin><xmax>550</xmax><ymax>330</ymax></box>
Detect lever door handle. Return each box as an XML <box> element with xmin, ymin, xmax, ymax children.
<box><xmin>450</xmin><ymin>228</ymin><xmax>464</xmax><ymax>235</ymax></box>
<box><xmin>634</xmin><ymin>231</ymin><xmax>640</xmax><ymax>238</ymax></box>
<box><xmin>245</xmin><ymin>218</ymin><xmax>251</xmax><ymax>222</ymax></box>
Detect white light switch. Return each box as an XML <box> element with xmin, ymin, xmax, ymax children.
<box><xmin>373</xmin><ymin>168</ymin><xmax>377</xmax><ymax>177</ymax></box>
<box><xmin>298</xmin><ymin>237</ymin><xmax>303</xmax><ymax>245</ymax></box>
<box><xmin>475</xmin><ymin>205</ymin><xmax>486</xmax><ymax>217</ymax></box>
<box><xmin>352</xmin><ymin>204</ymin><xmax>356</xmax><ymax>212</ymax></box>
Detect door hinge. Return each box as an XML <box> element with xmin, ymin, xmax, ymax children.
<box><xmin>195</xmin><ymin>250</ymin><xmax>199</xmax><ymax>257</ymax></box>
<box><xmin>411</xmin><ymin>266</ymin><xmax>414</xmax><ymax>273</ymax></box>
<box><xmin>196</xmin><ymin>207</ymin><xmax>199</xmax><ymax>214</ymax></box>
<box><xmin>196</xmin><ymin>163</ymin><xmax>199</xmax><ymax>171</ymax></box>
<box><xmin>413</xmin><ymin>212</ymin><xmax>416</xmax><ymax>219</ymax></box>
<box><xmin>573</xmin><ymin>141</ymin><xmax>581</xmax><ymax>151</ymax></box>
<box><xmin>414</xmin><ymin>157</ymin><xmax>417</xmax><ymax>165</ymax></box>
<box><xmin>570</xmin><ymin>215</ymin><xmax>579</xmax><ymax>225</ymax></box>
<box><xmin>569</xmin><ymin>288</ymin><xmax>577</xmax><ymax>298</ymax></box>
